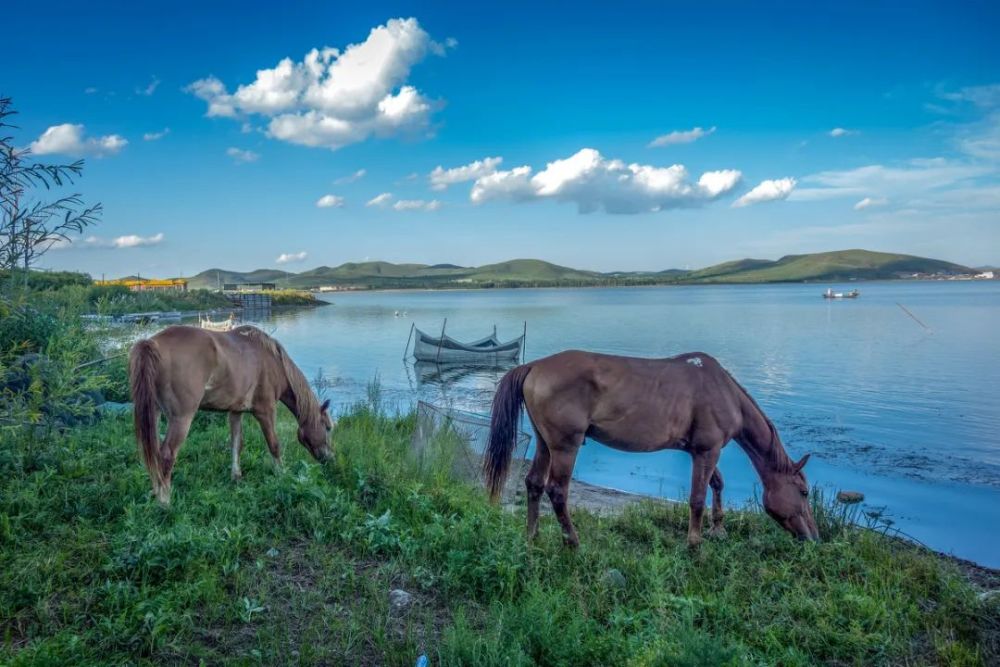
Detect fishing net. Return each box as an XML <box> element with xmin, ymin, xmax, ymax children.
<box><xmin>411</xmin><ymin>401</ymin><xmax>532</xmax><ymax>502</ymax></box>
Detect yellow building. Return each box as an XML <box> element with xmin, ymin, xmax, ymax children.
<box><xmin>94</xmin><ymin>277</ymin><xmax>188</xmax><ymax>292</ymax></box>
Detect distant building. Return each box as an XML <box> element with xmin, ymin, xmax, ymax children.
<box><xmin>95</xmin><ymin>278</ymin><xmax>187</xmax><ymax>292</ymax></box>
<box><xmin>976</xmin><ymin>271</ymin><xmax>994</xmax><ymax>280</ymax></box>
<box><xmin>223</xmin><ymin>282</ymin><xmax>277</xmax><ymax>292</ymax></box>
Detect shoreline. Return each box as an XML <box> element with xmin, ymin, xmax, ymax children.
<box><xmin>307</xmin><ymin>276</ymin><xmax>990</xmax><ymax>297</ymax></box>
<box><xmin>515</xmin><ymin>478</ymin><xmax>1000</xmax><ymax>590</ymax></box>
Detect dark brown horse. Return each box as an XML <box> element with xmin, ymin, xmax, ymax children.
<box><xmin>483</xmin><ymin>350</ymin><xmax>819</xmax><ymax>547</ymax></box>
<box><xmin>129</xmin><ymin>325</ymin><xmax>333</xmax><ymax>505</ymax></box>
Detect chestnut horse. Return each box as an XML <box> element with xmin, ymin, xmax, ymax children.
<box><xmin>483</xmin><ymin>350</ymin><xmax>819</xmax><ymax>547</ymax></box>
<box><xmin>129</xmin><ymin>325</ymin><xmax>333</xmax><ymax>505</ymax></box>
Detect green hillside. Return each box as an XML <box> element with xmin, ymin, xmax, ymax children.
<box><xmin>466</xmin><ymin>258</ymin><xmax>601</xmax><ymax>283</ymax></box>
<box><xmin>178</xmin><ymin>249</ymin><xmax>973</xmax><ymax>291</ymax></box>
<box><xmin>187</xmin><ymin>268</ymin><xmax>292</xmax><ymax>290</ymax></box>
<box><xmin>685</xmin><ymin>250</ymin><xmax>971</xmax><ymax>283</ymax></box>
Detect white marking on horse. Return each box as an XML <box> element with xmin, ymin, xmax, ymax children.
<box><xmin>687</xmin><ymin>357</ymin><xmax>703</xmax><ymax>367</ymax></box>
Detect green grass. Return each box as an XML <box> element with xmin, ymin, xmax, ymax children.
<box><xmin>1</xmin><ymin>403</ymin><xmax>996</xmax><ymax>665</ymax></box>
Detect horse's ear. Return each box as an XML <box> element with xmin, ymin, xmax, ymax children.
<box><xmin>795</xmin><ymin>454</ymin><xmax>811</xmax><ymax>472</ymax></box>
<box><xmin>321</xmin><ymin>399</ymin><xmax>331</xmax><ymax>412</ymax></box>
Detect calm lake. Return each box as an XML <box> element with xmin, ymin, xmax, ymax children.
<box><xmin>251</xmin><ymin>281</ymin><xmax>999</xmax><ymax>566</ymax></box>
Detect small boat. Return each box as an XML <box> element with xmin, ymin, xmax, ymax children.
<box><xmin>199</xmin><ymin>313</ymin><xmax>236</xmax><ymax>331</ymax></box>
<box><xmin>823</xmin><ymin>288</ymin><xmax>860</xmax><ymax>299</ymax></box>
<box><xmin>410</xmin><ymin>325</ymin><xmax>524</xmax><ymax>363</ymax></box>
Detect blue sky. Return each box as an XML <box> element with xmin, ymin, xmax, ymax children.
<box><xmin>6</xmin><ymin>1</ymin><xmax>1000</xmax><ymax>276</ymax></box>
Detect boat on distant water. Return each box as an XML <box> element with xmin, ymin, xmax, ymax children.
<box><xmin>410</xmin><ymin>324</ymin><xmax>524</xmax><ymax>363</ymax></box>
<box><xmin>823</xmin><ymin>288</ymin><xmax>860</xmax><ymax>299</ymax></box>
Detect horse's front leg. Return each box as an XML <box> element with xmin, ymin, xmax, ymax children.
<box><xmin>687</xmin><ymin>448</ymin><xmax>720</xmax><ymax>548</ymax></box>
<box><xmin>708</xmin><ymin>467</ymin><xmax>726</xmax><ymax>538</ymax></box>
<box><xmin>253</xmin><ymin>408</ymin><xmax>283</xmax><ymax>472</ymax></box>
<box><xmin>229</xmin><ymin>412</ymin><xmax>244</xmax><ymax>481</ymax></box>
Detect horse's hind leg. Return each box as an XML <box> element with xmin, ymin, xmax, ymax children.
<box><xmin>525</xmin><ymin>428</ymin><xmax>551</xmax><ymax>541</ymax></box>
<box><xmin>545</xmin><ymin>436</ymin><xmax>583</xmax><ymax>548</ymax></box>
<box><xmin>708</xmin><ymin>467</ymin><xmax>726</xmax><ymax>538</ymax></box>
<box><xmin>229</xmin><ymin>412</ymin><xmax>244</xmax><ymax>481</ymax></box>
<box><xmin>158</xmin><ymin>413</ymin><xmax>194</xmax><ymax>506</ymax></box>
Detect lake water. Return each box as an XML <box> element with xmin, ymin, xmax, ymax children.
<box><xmin>250</xmin><ymin>282</ymin><xmax>999</xmax><ymax>567</ymax></box>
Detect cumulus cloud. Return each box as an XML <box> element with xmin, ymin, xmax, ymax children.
<box><xmin>316</xmin><ymin>194</ymin><xmax>345</xmax><ymax>208</ymax></box>
<box><xmin>854</xmin><ymin>196</ymin><xmax>888</xmax><ymax>210</ymax></box>
<box><xmin>143</xmin><ymin>128</ymin><xmax>170</xmax><ymax>141</ymax></box>
<box><xmin>54</xmin><ymin>232</ymin><xmax>165</xmax><ymax>250</ymax></box>
<box><xmin>648</xmin><ymin>126</ymin><xmax>716</xmax><ymax>147</ymax></box>
<box><xmin>334</xmin><ymin>168</ymin><xmax>366</xmax><ymax>184</ymax></box>
<box><xmin>429</xmin><ymin>157</ymin><xmax>502</xmax><ymax>190</ymax></box>
<box><xmin>829</xmin><ymin>127</ymin><xmax>857</xmax><ymax>138</ymax></box>
<box><xmin>469</xmin><ymin>148</ymin><xmax>741</xmax><ymax>214</ymax></box>
<box><xmin>733</xmin><ymin>178</ymin><xmax>797</xmax><ymax>207</ymax></box>
<box><xmin>393</xmin><ymin>199</ymin><xmax>441</xmax><ymax>211</ymax></box>
<box><xmin>226</xmin><ymin>147</ymin><xmax>260</xmax><ymax>164</ymax></box>
<box><xmin>29</xmin><ymin>124</ymin><xmax>127</xmax><ymax>157</ymax></box>
<box><xmin>366</xmin><ymin>192</ymin><xmax>394</xmax><ymax>207</ymax></box>
<box><xmin>276</xmin><ymin>251</ymin><xmax>308</xmax><ymax>264</ymax></box>
<box><xmin>186</xmin><ymin>18</ymin><xmax>450</xmax><ymax>151</ymax></box>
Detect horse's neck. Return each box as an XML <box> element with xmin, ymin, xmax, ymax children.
<box><xmin>278</xmin><ymin>364</ymin><xmax>314</xmax><ymax>427</ymax></box>
<box><xmin>734</xmin><ymin>393</ymin><xmax>791</xmax><ymax>481</ymax></box>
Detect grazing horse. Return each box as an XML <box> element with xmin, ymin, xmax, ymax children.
<box><xmin>129</xmin><ymin>325</ymin><xmax>333</xmax><ymax>505</ymax></box>
<box><xmin>483</xmin><ymin>350</ymin><xmax>819</xmax><ymax>547</ymax></box>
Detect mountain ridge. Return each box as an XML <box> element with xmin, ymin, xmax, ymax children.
<box><xmin>183</xmin><ymin>250</ymin><xmax>974</xmax><ymax>290</ymax></box>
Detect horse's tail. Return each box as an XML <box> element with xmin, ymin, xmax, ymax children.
<box><xmin>483</xmin><ymin>364</ymin><xmax>533</xmax><ymax>502</ymax></box>
<box><xmin>129</xmin><ymin>339</ymin><xmax>162</xmax><ymax>489</ymax></box>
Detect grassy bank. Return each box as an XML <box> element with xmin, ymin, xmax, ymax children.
<box><xmin>1</xmin><ymin>400</ymin><xmax>997</xmax><ymax>665</ymax></box>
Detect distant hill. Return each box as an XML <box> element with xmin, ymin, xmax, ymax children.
<box><xmin>187</xmin><ymin>268</ymin><xmax>292</xmax><ymax>289</ymax></box>
<box><xmin>175</xmin><ymin>249</ymin><xmax>974</xmax><ymax>291</ymax></box>
<box><xmin>685</xmin><ymin>249</ymin><xmax>970</xmax><ymax>283</ymax></box>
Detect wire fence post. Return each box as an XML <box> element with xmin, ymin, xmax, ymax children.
<box><xmin>435</xmin><ymin>318</ymin><xmax>447</xmax><ymax>364</ymax></box>
<box><xmin>402</xmin><ymin>322</ymin><xmax>415</xmax><ymax>360</ymax></box>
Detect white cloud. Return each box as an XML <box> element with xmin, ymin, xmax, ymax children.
<box><xmin>733</xmin><ymin>177</ymin><xmax>797</xmax><ymax>207</ymax></box>
<box><xmin>55</xmin><ymin>232</ymin><xmax>165</xmax><ymax>250</ymax></box>
<box><xmin>429</xmin><ymin>156</ymin><xmax>502</xmax><ymax>190</ymax></box>
<box><xmin>648</xmin><ymin>126</ymin><xmax>716</xmax><ymax>147</ymax></box>
<box><xmin>84</xmin><ymin>87</ymin><xmax>98</xmax><ymax>95</ymax></box>
<box><xmin>366</xmin><ymin>192</ymin><xmax>393</xmax><ymax>207</ymax></box>
<box><xmin>186</xmin><ymin>18</ymin><xmax>447</xmax><ymax>151</ymax></box>
<box><xmin>316</xmin><ymin>194</ymin><xmax>345</xmax><ymax>208</ymax></box>
<box><xmin>791</xmin><ymin>158</ymin><xmax>989</xmax><ymax>201</ymax></box>
<box><xmin>829</xmin><ymin>127</ymin><xmax>857</xmax><ymax>138</ymax></box>
<box><xmin>137</xmin><ymin>76</ymin><xmax>160</xmax><ymax>96</ymax></box>
<box><xmin>393</xmin><ymin>199</ymin><xmax>441</xmax><ymax>211</ymax></box>
<box><xmin>143</xmin><ymin>128</ymin><xmax>170</xmax><ymax>141</ymax></box>
<box><xmin>854</xmin><ymin>196</ymin><xmax>888</xmax><ymax>210</ymax></box>
<box><xmin>276</xmin><ymin>251</ymin><xmax>308</xmax><ymax>264</ymax></box>
<box><xmin>469</xmin><ymin>148</ymin><xmax>742</xmax><ymax>214</ymax></box>
<box><xmin>29</xmin><ymin>124</ymin><xmax>127</xmax><ymax>157</ymax></box>
<box><xmin>334</xmin><ymin>168</ymin><xmax>366</xmax><ymax>184</ymax></box>
<box><xmin>226</xmin><ymin>147</ymin><xmax>260</xmax><ymax>164</ymax></box>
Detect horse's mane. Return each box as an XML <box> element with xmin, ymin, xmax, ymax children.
<box><xmin>722</xmin><ymin>368</ymin><xmax>796</xmax><ymax>474</ymax></box>
<box><xmin>233</xmin><ymin>326</ymin><xmax>321</xmax><ymax>425</ymax></box>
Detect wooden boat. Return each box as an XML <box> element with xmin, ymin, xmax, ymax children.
<box><xmin>823</xmin><ymin>288</ymin><xmax>860</xmax><ymax>299</ymax></box>
<box><xmin>411</xmin><ymin>325</ymin><xmax>523</xmax><ymax>363</ymax></box>
<box><xmin>199</xmin><ymin>313</ymin><xmax>236</xmax><ymax>331</ymax></box>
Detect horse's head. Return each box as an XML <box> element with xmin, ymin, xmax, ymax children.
<box><xmin>762</xmin><ymin>454</ymin><xmax>820</xmax><ymax>541</ymax></box>
<box><xmin>298</xmin><ymin>398</ymin><xmax>334</xmax><ymax>462</ymax></box>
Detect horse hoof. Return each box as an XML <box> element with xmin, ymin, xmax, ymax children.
<box><xmin>687</xmin><ymin>536</ymin><xmax>703</xmax><ymax>549</ymax></box>
<box><xmin>231</xmin><ymin>471</ymin><xmax>242</xmax><ymax>482</ymax></box>
<box><xmin>563</xmin><ymin>536</ymin><xmax>580</xmax><ymax>549</ymax></box>
<box><xmin>709</xmin><ymin>526</ymin><xmax>728</xmax><ymax>539</ymax></box>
